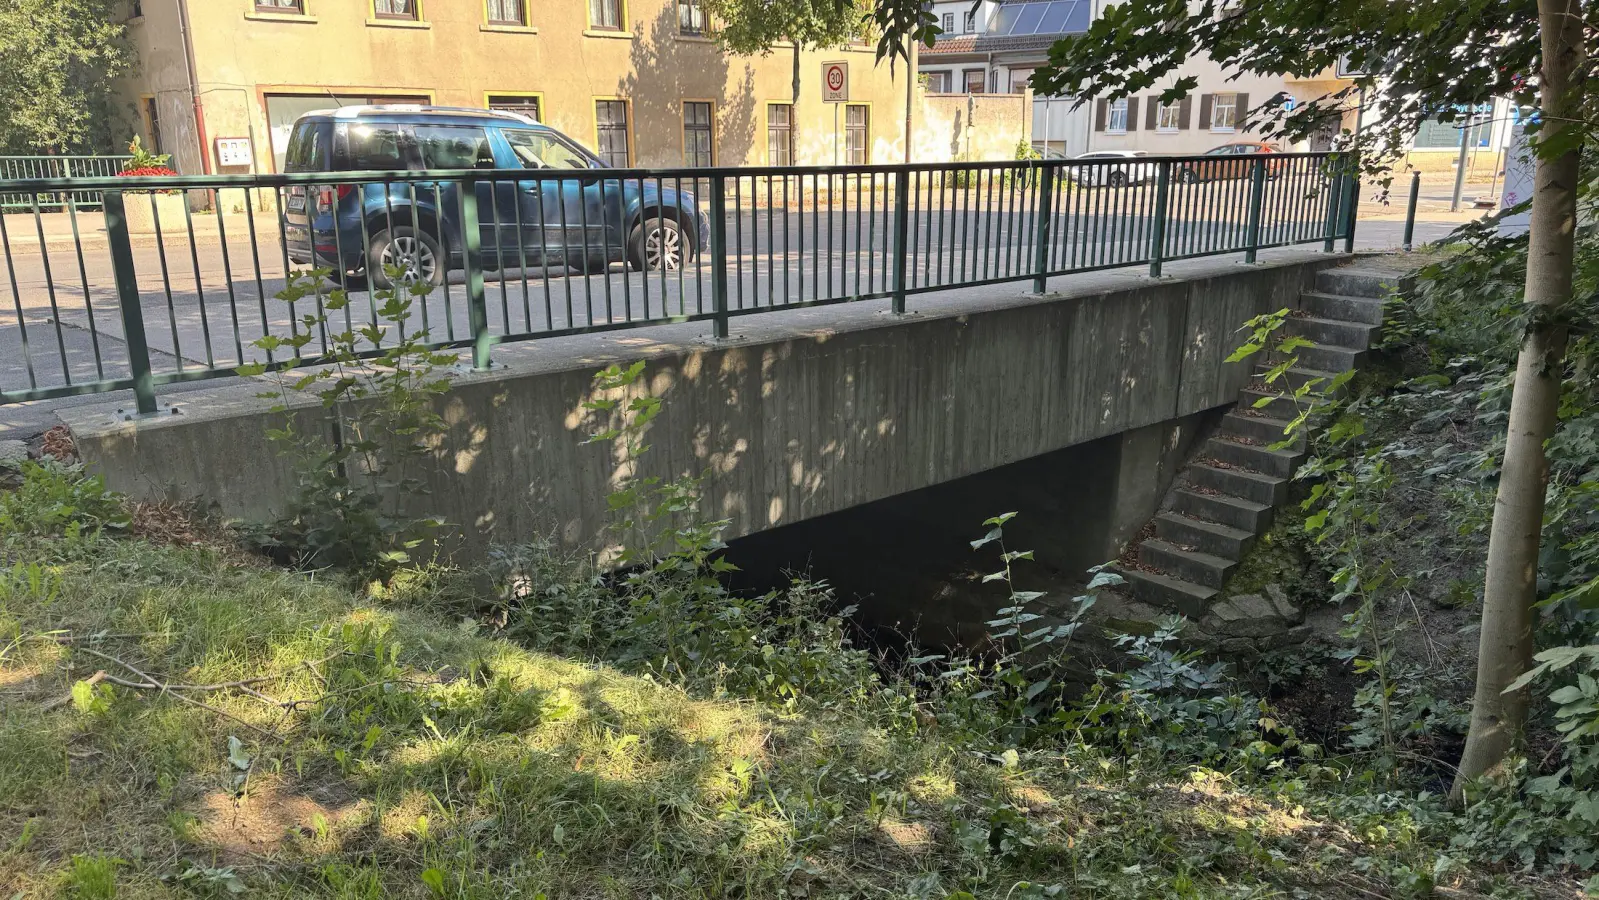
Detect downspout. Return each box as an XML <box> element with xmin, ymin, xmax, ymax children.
<box><xmin>175</xmin><ymin>0</ymin><xmax>211</xmax><ymax>174</ymax></box>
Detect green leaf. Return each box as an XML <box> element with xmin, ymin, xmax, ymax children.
<box><xmin>420</xmin><ymin>868</ymin><xmax>447</xmax><ymax>896</ymax></box>
<box><xmin>227</xmin><ymin>735</ymin><xmax>252</xmax><ymax>771</ymax></box>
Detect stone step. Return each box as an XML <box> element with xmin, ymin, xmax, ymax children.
<box><xmin>1154</xmin><ymin>511</ymin><xmax>1255</xmax><ymax>559</ymax></box>
<box><xmin>1139</xmin><ymin>539</ymin><xmax>1238</xmax><ymax>589</ymax></box>
<box><xmin>1123</xmin><ymin>568</ymin><xmax>1217</xmax><ymax>618</ymax></box>
<box><xmin>1220</xmin><ymin>410</ymin><xmax>1303</xmax><ymax>449</ymax></box>
<box><xmin>1237</xmin><ymin>389</ymin><xmax>1304</xmax><ymax>419</ymax></box>
<box><xmin>1173</xmin><ymin>488</ymin><xmax>1274</xmax><ymax>532</ymax></box>
<box><xmin>1187</xmin><ymin>461</ymin><xmax>1288</xmax><ymax>506</ymax></box>
<box><xmin>1300</xmin><ymin>291</ymin><xmax>1385</xmax><ymax>325</ymax></box>
<box><xmin>1206</xmin><ymin>436</ymin><xmax>1303</xmax><ymax>479</ymax></box>
<box><xmin>1278</xmin><ymin>342</ymin><xmax>1364</xmax><ymax>374</ymax></box>
<box><xmin>1252</xmin><ymin>364</ymin><xmax>1344</xmax><ymax>396</ymax></box>
<box><xmin>1285</xmin><ymin>316</ymin><xmax>1378</xmax><ymax>351</ymax></box>
<box><xmin>1316</xmin><ymin>268</ymin><xmax>1403</xmax><ymax>299</ymax></box>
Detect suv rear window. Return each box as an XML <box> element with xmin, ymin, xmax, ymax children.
<box><xmin>283</xmin><ymin>121</ymin><xmax>332</xmax><ymax>172</ymax></box>
<box><xmin>343</xmin><ymin>124</ymin><xmax>415</xmax><ymax>171</ymax></box>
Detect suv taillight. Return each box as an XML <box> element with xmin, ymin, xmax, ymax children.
<box><xmin>315</xmin><ymin>184</ymin><xmax>353</xmax><ymax>211</ymax></box>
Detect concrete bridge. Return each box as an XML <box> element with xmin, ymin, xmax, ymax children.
<box><xmin>63</xmin><ymin>249</ymin><xmax>1392</xmax><ymax>632</ymax></box>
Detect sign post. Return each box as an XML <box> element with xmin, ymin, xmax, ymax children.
<box><xmin>822</xmin><ymin>61</ymin><xmax>848</xmax><ymax>165</ymax></box>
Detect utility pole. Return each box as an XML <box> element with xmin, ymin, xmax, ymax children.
<box><xmin>904</xmin><ymin>35</ymin><xmax>915</xmax><ymax>163</ymax></box>
<box><xmin>1451</xmin><ymin>106</ymin><xmax>1472</xmax><ymax>211</ymax></box>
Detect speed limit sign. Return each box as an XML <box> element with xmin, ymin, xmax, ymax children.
<box><xmin>822</xmin><ymin>61</ymin><xmax>849</xmax><ymax>102</ymax></box>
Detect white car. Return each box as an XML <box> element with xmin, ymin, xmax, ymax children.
<box><xmin>1069</xmin><ymin>150</ymin><xmax>1157</xmax><ymax>187</ymax></box>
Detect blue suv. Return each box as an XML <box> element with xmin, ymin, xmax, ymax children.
<box><xmin>282</xmin><ymin>106</ymin><xmax>707</xmax><ymax>288</ymax></box>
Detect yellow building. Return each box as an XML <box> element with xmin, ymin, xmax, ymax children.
<box><xmin>118</xmin><ymin>0</ymin><xmax>916</xmax><ymax>176</ymax></box>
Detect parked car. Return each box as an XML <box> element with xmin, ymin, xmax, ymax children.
<box><xmin>1069</xmin><ymin>150</ymin><xmax>1156</xmax><ymax>187</ymax></box>
<box><xmin>1174</xmin><ymin>142</ymin><xmax>1286</xmax><ymax>184</ymax></box>
<box><xmin>282</xmin><ymin>105</ymin><xmax>707</xmax><ymax>288</ymax></box>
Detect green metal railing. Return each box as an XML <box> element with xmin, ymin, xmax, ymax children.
<box><xmin>0</xmin><ymin>152</ymin><xmax>1364</xmax><ymax>414</ymax></box>
<box><xmin>0</xmin><ymin>155</ymin><xmax>132</xmax><ymax>211</ymax></box>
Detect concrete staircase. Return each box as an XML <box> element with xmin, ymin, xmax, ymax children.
<box><xmin>1120</xmin><ymin>264</ymin><xmax>1394</xmax><ymax>615</ymax></box>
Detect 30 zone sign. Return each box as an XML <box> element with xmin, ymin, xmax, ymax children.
<box><xmin>822</xmin><ymin>61</ymin><xmax>848</xmax><ymax>102</ymax></box>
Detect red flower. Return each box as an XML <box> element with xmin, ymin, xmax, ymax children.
<box><xmin>120</xmin><ymin>165</ymin><xmax>178</xmax><ymax>178</ymax></box>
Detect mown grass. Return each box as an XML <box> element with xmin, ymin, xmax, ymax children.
<box><xmin>0</xmin><ymin>520</ymin><xmax>1575</xmax><ymax>899</ymax></box>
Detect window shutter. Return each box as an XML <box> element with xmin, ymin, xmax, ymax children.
<box><xmin>1198</xmin><ymin>94</ymin><xmax>1213</xmax><ymax>130</ymax></box>
<box><xmin>1179</xmin><ymin>96</ymin><xmax>1193</xmax><ymax>129</ymax></box>
<box><xmin>1145</xmin><ymin>97</ymin><xmax>1159</xmax><ymax>130</ymax></box>
<box><xmin>1095</xmin><ymin>98</ymin><xmax>1107</xmax><ymax>131</ymax></box>
<box><xmin>1125</xmin><ymin>97</ymin><xmax>1140</xmax><ymax>131</ymax></box>
<box><xmin>1235</xmin><ymin>92</ymin><xmax>1250</xmax><ymax>129</ymax></box>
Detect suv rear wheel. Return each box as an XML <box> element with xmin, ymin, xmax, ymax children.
<box><xmin>369</xmin><ymin>226</ymin><xmax>445</xmax><ymax>290</ymax></box>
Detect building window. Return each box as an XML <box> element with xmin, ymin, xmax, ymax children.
<box><xmin>130</xmin><ymin>0</ymin><xmax>142</xmax><ymax>17</ymax></box>
<box><xmin>590</xmin><ymin>0</ymin><xmax>621</xmax><ymax>29</ymax></box>
<box><xmin>1106</xmin><ymin>98</ymin><xmax>1128</xmax><ymax>133</ymax></box>
<box><xmin>924</xmin><ymin>71</ymin><xmax>950</xmax><ymax>93</ymax></box>
<box><xmin>143</xmin><ymin>97</ymin><xmax>162</xmax><ymax>155</ymax></box>
<box><xmin>963</xmin><ymin>10</ymin><xmax>975</xmax><ymax>30</ymax></box>
<box><xmin>845</xmin><ymin>104</ymin><xmax>868</xmax><ymax>165</ymax></box>
<box><xmin>962</xmin><ymin>68</ymin><xmax>985</xmax><ymax>94</ymax></box>
<box><xmin>683</xmin><ymin>101</ymin><xmax>713</xmax><ymax>167</ymax></box>
<box><xmin>595</xmin><ymin>100</ymin><xmax>630</xmax><ymax>166</ymax></box>
<box><xmin>486</xmin><ymin>0</ymin><xmax>524</xmax><ymax>24</ymax></box>
<box><xmin>678</xmin><ymin>0</ymin><xmax>704</xmax><ymax>33</ymax></box>
<box><xmin>1413</xmin><ymin>105</ymin><xmax>1493</xmax><ymax>149</ymax></box>
<box><xmin>374</xmin><ymin>0</ymin><xmax>418</xmax><ymax>19</ymax></box>
<box><xmin>1156</xmin><ymin>100</ymin><xmax>1181</xmax><ymax>132</ymax></box>
<box><xmin>256</xmin><ymin>0</ymin><xmax>303</xmax><ymax>11</ymax></box>
<box><xmin>1210</xmin><ymin>93</ymin><xmax>1237</xmax><ymax>130</ymax></box>
<box><xmin>767</xmin><ymin>104</ymin><xmax>793</xmax><ymax>166</ymax></box>
<box><xmin>941</xmin><ymin>12</ymin><xmax>954</xmax><ymax>32</ymax></box>
<box><xmin>488</xmin><ymin>95</ymin><xmax>541</xmax><ymax>121</ymax></box>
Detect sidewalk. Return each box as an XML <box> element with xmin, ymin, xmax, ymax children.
<box><xmin>2</xmin><ymin>207</ymin><xmax>283</xmax><ymax>252</ymax></box>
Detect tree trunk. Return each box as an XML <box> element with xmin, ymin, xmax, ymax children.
<box><xmin>1451</xmin><ymin>0</ymin><xmax>1583</xmax><ymax>803</ymax></box>
<box><xmin>792</xmin><ymin>41</ymin><xmax>801</xmax><ymax>103</ymax></box>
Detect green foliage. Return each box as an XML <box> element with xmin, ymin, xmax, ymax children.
<box><xmin>121</xmin><ymin>134</ymin><xmax>170</xmax><ymax>171</ymax></box>
<box><xmin>1020</xmin><ymin>0</ymin><xmax>1536</xmax><ymax>183</ymax></box>
<box><xmin>65</xmin><ymin>853</ymin><xmax>120</xmax><ymax>899</ymax></box>
<box><xmin>698</xmin><ymin>0</ymin><xmax>869</xmax><ymax>97</ymax></box>
<box><xmin>0</xmin><ymin>460</ymin><xmax>129</xmax><ymax>540</ymax></box>
<box><xmin>239</xmin><ymin>268</ymin><xmax>453</xmax><ymax>583</ymax></box>
<box><xmin>0</xmin><ymin>0</ymin><xmax>134</xmax><ymax>153</ymax></box>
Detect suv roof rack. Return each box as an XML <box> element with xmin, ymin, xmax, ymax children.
<box><xmin>320</xmin><ymin>104</ymin><xmax>540</xmax><ymax>123</ymax></box>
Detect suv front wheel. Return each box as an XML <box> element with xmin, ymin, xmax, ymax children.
<box><xmin>369</xmin><ymin>226</ymin><xmax>446</xmax><ymax>290</ymax></box>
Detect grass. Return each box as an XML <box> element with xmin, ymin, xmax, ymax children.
<box><xmin>0</xmin><ymin>517</ymin><xmax>1581</xmax><ymax>898</ymax></box>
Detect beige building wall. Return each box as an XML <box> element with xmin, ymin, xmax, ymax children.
<box><xmin>119</xmin><ymin>0</ymin><xmax>915</xmax><ymax>176</ymax></box>
<box><xmin>913</xmin><ymin>91</ymin><xmax>1032</xmax><ymax>162</ymax></box>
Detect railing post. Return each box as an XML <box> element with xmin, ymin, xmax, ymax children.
<box><xmin>1031</xmin><ymin>164</ymin><xmax>1056</xmax><ymax>293</ymax></box>
<box><xmin>708</xmin><ymin>173</ymin><xmax>729</xmax><ymax>339</ymax></box>
<box><xmin>458</xmin><ymin>175</ymin><xmax>491</xmax><ymax>371</ymax></box>
<box><xmin>891</xmin><ymin>168</ymin><xmax>910</xmax><ymax>314</ymax></box>
<box><xmin>1243</xmin><ymin>157</ymin><xmax>1266</xmax><ymax>264</ymax></box>
<box><xmin>1402</xmin><ymin>170</ymin><xmax>1421</xmax><ymax>251</ymax></box>
<box><xmin>1322</xmin><ymin>169</ymin><xmax>1343</xmax><ymax>253</ymax></box>
<box><xmin>1148</xmin><ymin>162</ymin><xmax>1171</xmax><ymax>278</ymax></box>
<box><xmin>1342</xmin><ymin>172</ymin><xmax>1360</xmax><ymax>254</ymax></box>
<box><xmin>103</xmin><ymin>191</ymin><xmax>157</xmax><ymax>415</ymax></box>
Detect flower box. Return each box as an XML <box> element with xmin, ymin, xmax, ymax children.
<box><xmin>121</xmin><ymin>191</ymin><xmax>188</xmax><ymax>236</ymax></box>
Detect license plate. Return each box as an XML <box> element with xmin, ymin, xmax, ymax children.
<box><xmin>287</xmin><ymin>189</ymin><xmax>306</xmax><ymax>212</ymax></box>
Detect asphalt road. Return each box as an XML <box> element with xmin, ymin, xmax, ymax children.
<box><xmin>0</xmin><ymin>195</ymin><xmax>1463</xmax><ymax>410</ymax></box>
